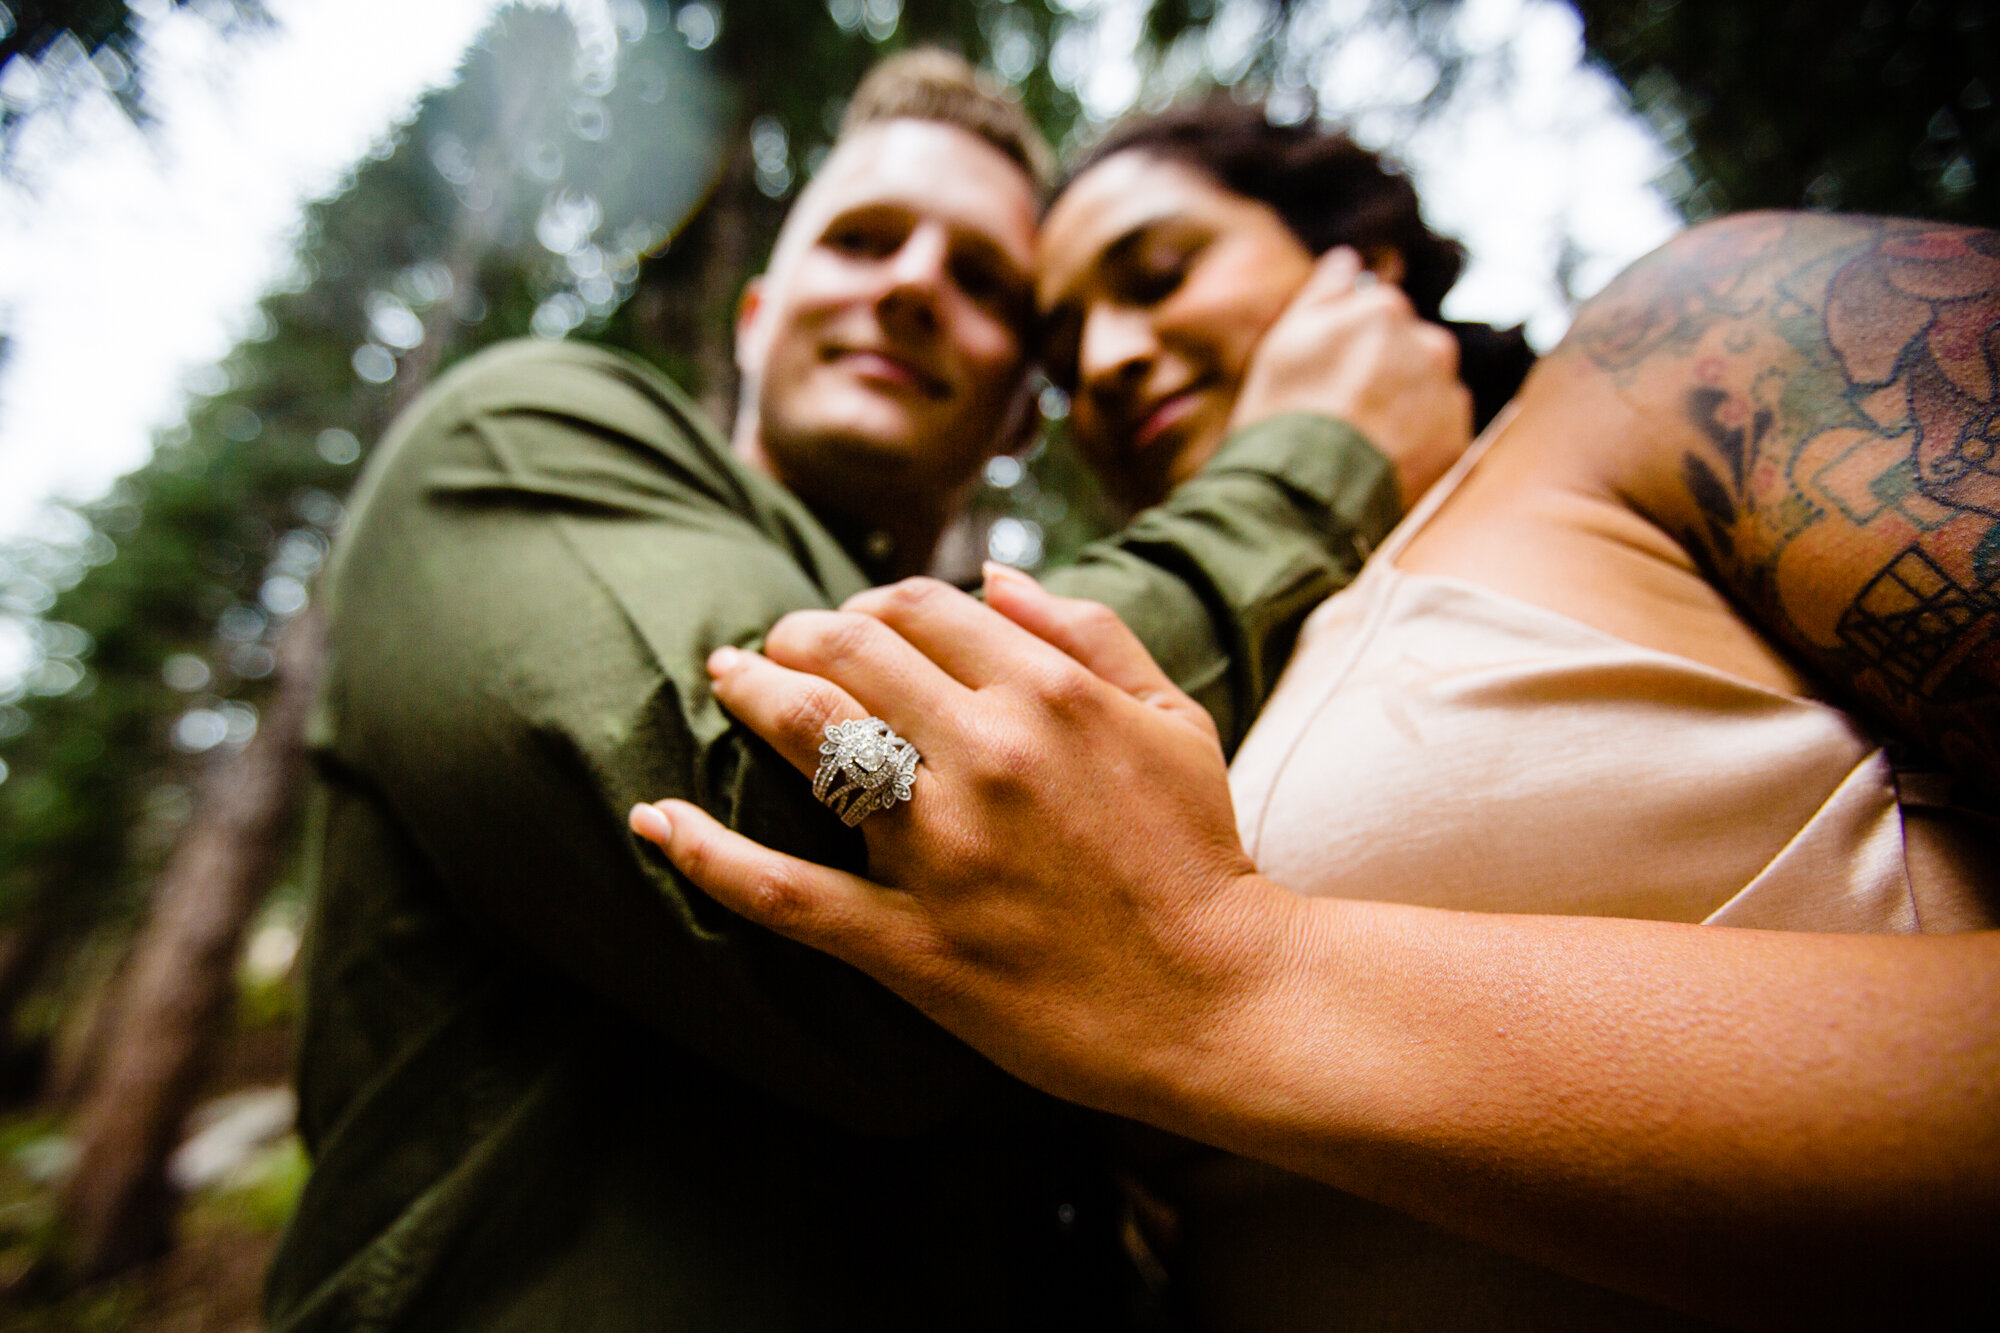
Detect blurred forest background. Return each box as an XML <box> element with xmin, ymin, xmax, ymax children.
<box><xmin>0</xmin><ymin>0</ymin><xmax>1992</xmax><ymax>1326</ymax></box>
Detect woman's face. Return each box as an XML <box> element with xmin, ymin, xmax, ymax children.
<box><xmin>1036</xmin><ymin>150</ymin><xmax>1317</xmax><ymax>510</ymax></box>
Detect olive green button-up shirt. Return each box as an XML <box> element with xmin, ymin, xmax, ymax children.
<box><xmin>265</xmin><ymin>339</ymin><xmax>1397</xmax><ymax>1332</ymax></box>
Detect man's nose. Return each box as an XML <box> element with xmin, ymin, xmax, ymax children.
<box><xmin>1078</xmin><ymin>304</ymin><xmax>1158</xmax><ymax>395</ymax></box>
<box><xmin>878</xmin><ymin>225</ymin><xmax>950</xmax><ymax>326</ymax></box>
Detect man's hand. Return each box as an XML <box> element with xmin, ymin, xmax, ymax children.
<box><xmin>629</xmin><ymin>567</ymin><xmax>1301</xmax><ymax>1117</ymax></box>
<box><xmin>1229</xmin><ymin>248</ymin><xmax>1473</xmax><ymax>507</ymax></box>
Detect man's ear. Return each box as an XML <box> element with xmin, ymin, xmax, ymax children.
<box><xmin>734</xmin><ymin>276</ymin><xmax>767</xmax><ymax>378</ymax></box>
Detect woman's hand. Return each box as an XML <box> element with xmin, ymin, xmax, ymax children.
<box><xmin>1228</xmin><ymin>247</ymin><xmax>1473</xmax><ymax>506</ymax></box>
<box><xmin>629</xmin><ymin>566</ymin><xmax>1306</xmax><ymax>1117</ymax></box>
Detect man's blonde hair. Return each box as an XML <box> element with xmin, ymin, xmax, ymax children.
<box><xmin>839</xmin><ymin>48</ymin><xmax>1053</xmax><ymax>198</ymax></box>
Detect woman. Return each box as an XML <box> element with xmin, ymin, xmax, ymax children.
<box><xmin>1040</xmin><ymin>100</ymin><xmax>1533</xmax><ymax>516</ymax></box>
<box><xmin>633</xmin><ymin>104</ymin><xmax>2000</xmax><ymax>1327</ymax></box>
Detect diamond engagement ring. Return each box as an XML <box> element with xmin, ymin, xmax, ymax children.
<box><xmin>812</xmin><ymin>717</ymin><xmax>920</xmax><ymax>827</ymax></box>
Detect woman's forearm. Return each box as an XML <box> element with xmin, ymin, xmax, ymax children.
<box><xmin>1171</xmin><ymin>884</ymin><xmax>2000</xmax><ymax>1326</ymax></box>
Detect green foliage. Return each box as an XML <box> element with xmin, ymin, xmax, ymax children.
<box><xmin>0</xmin><ymin>1280</ymin><xmax>146</xmax><ymax>1333</ymax></box>
<box><xmin>1576</xmin><ymin>0</ymin><xmax>1997</xmax><ymax>224</ymax></box>
<box><xmin>234</xmin><ymin>967</ymin><xmax>295</xmax><ymax>1033</ymax></box>
<box><xmin>0</xmin><ymin>2</ymin><xmax>270</xmax><ymax>159</ymax></box>
<box><xmin>0</xmin><ymin>1113</ymin><xmax>67</xmax><ymax>1306</ymax></box>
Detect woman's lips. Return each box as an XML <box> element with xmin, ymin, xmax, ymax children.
<box><xmin>1131</xmin><ymin>387</ymin><xmax>1204</xmax><ymax>453</ymax></box>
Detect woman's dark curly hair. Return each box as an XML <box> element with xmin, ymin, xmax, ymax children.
<box><xmin>1066</xmin><ymin>99</ymin><xmax>1533</xmax><ymax>425</ymax></box>
<box><xmin>1067</xmin><ymin>99</ymin><xmax>1466</xmax><ymax>322</ymax></box>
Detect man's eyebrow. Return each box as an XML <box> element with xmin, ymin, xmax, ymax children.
<box><xmin>950</xmin><ymin>221</ymin><xmax>1028</xmax><ymax>272</ymax></box>
<box><xmin>950</xmin><ymin>227</ymin><xmax>1034</xmax><ymax>312</ymax></box>
<box><xmin>818</xmin><ymin>200</ymin><xmax>907</xmax><ymax>232</ymax></box>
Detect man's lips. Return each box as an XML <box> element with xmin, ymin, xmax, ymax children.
<box><xmin>827</xmin><ymin>346</ymin><xmax>949</xmax><ymax>400</ymax></box>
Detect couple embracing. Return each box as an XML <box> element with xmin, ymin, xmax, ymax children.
<box><xmin>271</xmin><ymin>47</ymin><xmax>1999</xmax><ymax>1332</ymax></box>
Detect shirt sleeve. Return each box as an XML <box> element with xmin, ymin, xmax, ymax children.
<box><xmin>1041</xmin><ymin>413</ymin><xmax>1401</xmax><ymax>755</ymax></box>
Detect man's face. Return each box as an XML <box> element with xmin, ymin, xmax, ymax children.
<box><xmin>735</xmin><ymin>119</ymin><xmax>1038</xmax><ymax>529</ymax></box>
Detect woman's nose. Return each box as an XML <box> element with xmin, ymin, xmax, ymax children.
<box><xmin>1077</xmin><ymin>304</ymin><xmax>1158</xmax><ymax>393</ymax></box>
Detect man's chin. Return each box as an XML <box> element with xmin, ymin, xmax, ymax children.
<box><xmin>793</xmin><ymin>387</ymin><xmax>936</xmax><ymax>448</ymax></box>
<box><xmin>769</xmin><ymin>415</ymin><xmax>955</xmax><ymax>513</ymax></box>
<box><xmin>801</xmin><ymin>413</ymin><xmax>930</xmax><ymax>467</ymax></box>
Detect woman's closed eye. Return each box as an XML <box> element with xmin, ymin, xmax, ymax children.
<box><xmin>1115</xmin><ymin>231</ymin><xmax>1204</xmax><ymax>306</ymax></box>
<box><xmin>1119</xmin><ymin>256</ymin><xmax>1189</xmax><ymax>306</ymax></box>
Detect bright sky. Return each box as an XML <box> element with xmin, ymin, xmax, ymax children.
<box><xmin>0</xmin><ymin>0</ymin><xmax>508</xmax><ymax>545</ymax></box>
<box><xmin>0</xmin><ymin>0</ymin><xmax>1678</xmax><ymax>554</ymax></box>
<box><xmin>1406</xmin><ymin>0</ymin><xmax>1680</xmax><ymax>343</ymax></box>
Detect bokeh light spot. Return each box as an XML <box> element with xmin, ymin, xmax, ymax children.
<box><xmin>316</xmin><ymin>428</ymin><xmax>361</xmax><ymax>465</ymax></box>
<box><xmin>162</xmin><ymin>653</ymin><xmax>213</xmax><ymax>692</ymax></box>
<box><xmin>987</xmin><ymin>516</ymin><xmax>1043</xmax><ymax>568</ymax></box>
<box><xmin>677</xmin><ymin>3</ymin><xmax>718</xmax><ymax>50</ymax></box>
<box><xmin>352</xmin><ymin>343</ymin><xmax>397</xmax><ymax>384</ymax></box>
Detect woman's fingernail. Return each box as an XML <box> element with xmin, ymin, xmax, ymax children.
<box><xmin>629</xmin><ymin>802</ymin><xmax>672</xmax><ymax>843</ymax></box>
<box><xmin>983</xmin><ymin>560</ymin><xmax>1033</xmax><ymax>591</ymax></box>
<box><xmin>707</xmin><ymin>645</ymin><xmax>741</xmax><ymax>676</ymax></box>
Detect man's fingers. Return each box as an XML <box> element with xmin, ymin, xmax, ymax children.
<box><xmin>630</xmin><ymin>798</ymin><xmax>917</xmax><ymax>966</ymax></box>
<box><xmin>705</xmin><ymin>644</ymin><xmax>870</xmax><ymax>778</ymax></box>
<box><xmin>1413</xmin><ymin>319</ymin><xmax>1463</xmax><ymax>377</ymax></box>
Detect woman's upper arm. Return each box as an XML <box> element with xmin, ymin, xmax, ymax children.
<box><xmin>1559</xmin><ymin>212</ymin><xmax>2000</xmax><ymax>785</ymax></box>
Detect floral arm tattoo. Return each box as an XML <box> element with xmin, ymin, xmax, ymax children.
<box><xmin>1563</xmin><ymin>213</ymin><xmax>2000</xmax><ymax>785</ymax></box>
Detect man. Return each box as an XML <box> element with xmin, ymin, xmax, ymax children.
<box><xmin>265</xmin><ymin>51</ymin><xmax>1458</xmax><ymax>1331</ymax></box>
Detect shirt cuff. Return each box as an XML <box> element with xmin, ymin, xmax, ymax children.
<box><xmin>1202</xmin><ymin>412</ymin><xmax>1402</xmax><ymax>553</ymax></box>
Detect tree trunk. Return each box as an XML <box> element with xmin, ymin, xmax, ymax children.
<box><xmin>56</xmin><ymin>609</ymin><xmax>323</xmax><ymax>1282</ymax></box>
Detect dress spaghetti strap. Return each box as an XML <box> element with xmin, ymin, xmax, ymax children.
<box><xmin>1373</xmin><ymin>399</ymin><xmax>1523</xmax><ymax>568</ymax></box>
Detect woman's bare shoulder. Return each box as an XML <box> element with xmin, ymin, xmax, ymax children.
<box><xmin>1542</xmin><ymin>211</ymin><xmax>2000</xmax><ymax>781</ymax></box>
